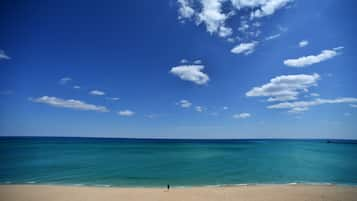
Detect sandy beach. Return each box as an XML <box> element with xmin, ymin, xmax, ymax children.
<box><xmin>0</xmin><ymin>184</ymin><xmax>356</xmax><ymax>201</ymax></box>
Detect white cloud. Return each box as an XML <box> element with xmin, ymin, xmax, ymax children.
<box><xmin>170</xmin><ymin>65</ymin><xmax>210</xmax><ymax>85</ymax></box>
<box><xmin>195</xmin><ymin>106</ymin><xmax>204</xmax><ymax>112</ymax></box>
<box><xmin>73</xmin><ymin>85</ymin><xmax>80</xmax><ymax>89</ymax></box>
<box><xmin>223</xmin><ymin>106</ymin><xmax>229</xmax><ymax>110</ymax></box>
<box><xmin>350</xmin><ymin>104</ymin><xmax>357</xmax><ymax>108</ymax></box>
<box><xmin>89</xmin><ymin>90</ymin><xmax>105</xmax><ymax>96</ymax></box>
<box><xmin>265</xmin><ymin>33</ymin><xmax>281</xmax><ymax>40</ymax></box>
<box><xmin>30</xmin><ymin>96</ymin><xmax>109</xmax><ymax>112</ymax></box>
<box><xmin>231</xmin><ymin>41</ymin><xmax>258</xmax><ymax>55</ymax></box>
<box><xmin>0</xmin><ymin>50</ymin><xmax>10</xmax><ymax>60</ymax></box>
<box><xmin>193</xmin><ymin>59</ymin><xmax>202</xmax><ymax>64</ymax></box>
<box><xmin>310</xmin><ymin>93</ymin><xmax>319</xmax><ymax>97</ymax></box>
<box><xmin>198</xmin><ymin>0</ymin><xmax>232</xmax><ymax>37</ymax></box>
<box><xmin>299</xmin><ymin>40</ymin><xmax>309</xmax><ymax>47</ymax></box>
<box><xmin>59</xmin><ymin>77</ymin><xmax>72</xmax><ymax>85</ymax></box>
<box><xmin>287</xmin><ymin>107</ymin><xmax>309</xmax><ymax>113</ymax></box>
<box><xmin>248</xmin><ymin>0</ymin><xmax>292</xmax><ymax>18</ymax></box>
<box><xmin>268</xmin><ymin>97</ymin><xmax>357</xmax><ymax>113</ymax></box>
<box><xmin>180</xmin><ymin>59</ymin><xmax>189</xmax><ymax>63</ymax></box>
<box><xmin>233</xmin><ymin>112</ymin><xmax>251</xmax><ymax>119</ymax></box>
<box><xmin>177</xmin><ymin>0</ymin><xmax>292</xmax><ymax>39</ymax></box>
<box><xmin>178</xmin><ymin>0</ymin><xmax>195</xmax><ymax>19</ymax></box>
<box><xmin>333</xmin><ymin>46</ymin><xmax>344</xmax><ymax>51</ymax></box>
<box><xmin>284</xmin><ymin>48</ymin><xmax>341</xmax><ymax>67</ymax></box>
<box><xmin>118</xmin><ymin>110</ymin><xmax>135</xmax><ymax>116</ymax></box>
<box><xmin>106</xmin><ymin>97</ymin><xmax>120</xmax><ymax>101</ymax></box>
<box><xmin>178</xmin><ymin>99</ymin><xmax>192</xmax><ymax>108</ymax></box>
<box><xmin>246</xmin><ymin>73</ymin><xmax>320</xmax><ymax>102</ymax></box>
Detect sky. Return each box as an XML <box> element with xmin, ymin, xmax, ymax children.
<box><xmin>0</xmin><ymin>0</ymin><xmax>357</xmax><ymax>139</ymax></box>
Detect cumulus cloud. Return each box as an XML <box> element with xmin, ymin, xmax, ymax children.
<box><xmin>246</xmin><ymin>73</ymin><xmax>320</xmax><ymax>102</ymax></box>
<box><xmin>284</xmin><ymin>48</ymin><xmax>341</xmax><ymax>67</ymax></box>
<box><xmin>177</xmin><ymin>0</ymin><xmax>195</xmax><ymax>19</ymax></box>
<box><xmin>299</xmin><ymin>40</ymin><xmax>309</xmax><ymax>47</ymax></box>
<box><xmin>0</xmin><ymin>50</ymin><xmax>10</xmax><ymax>60</ymax></box>
<box><xmin>198</xmin><ymin>0</ymin><xmax>232</xmax><ymax>37</ymax></box>
<box><xmin>30</xmin><ymin>96</ymin><xmax>109</xmax><ymax>112</ymax></box>
<box><xmin>178</xmin><ymin>99</ymin><xmax>192</xmax><ymax>108</ymax></box>
<box><xmin>231</xmin><ymin>42</ymin><xmax>258</xmax><ymax>55</ymax></box>
<box><xmin>59</xmin><ymin>77</ymin><xmax>72</xmax><ymax>85</ymax></box>
<box><xmin>268</xmin><ymin>97</ymin><xmax>357</xmax><ymax>113</ymax></box>
<box><xmin>118</xmin><ymin>110</ymin><xmax>135</xmax><ymax>116</ymax></box>
<box><xmin>89</xmin><ymin>90</ymin><xmax>105</xmax><ymax>96</ymax></box>
<box><xmin>177</xmin><ymin>0</ymin><xmax>292</xmax><ymax>38</ymax></box>
<box><xmin>247</xmin><ymin>0</ymin><xmax>292</xmax><ymax>18</ymax></box>
<box><xmin>233</xmin><ymin>113</ymin><xmax>251</xmax><ymax>119</ymax></box>
<box><xmin>170</xmin><ymin>65</ymin><xmax>210</xmax><ymax>85</ymax></box>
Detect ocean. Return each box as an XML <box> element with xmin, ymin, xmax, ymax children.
<box><xmin>0</xmin><ymin>137</ymin><xmax>357</xmax><ymax>187</ymax></box>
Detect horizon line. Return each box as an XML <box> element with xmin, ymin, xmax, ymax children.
<box><xmin>1</xmin><ymin>135</ymin><xmax>357</xmax><ymax>141</ymax></box>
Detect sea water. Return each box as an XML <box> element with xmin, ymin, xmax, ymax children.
<box><xmin>0</xmin><ymin>137</ymin><xmax>357</xmax><ymax>187</ymax></box>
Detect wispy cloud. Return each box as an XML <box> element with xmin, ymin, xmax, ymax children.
<box><xmin>0</xmin><ymin>50</ymin><xmax>11</xmax><ymax>60</ymax></box>
<box><xmin>231</xmin><ymin>41</ymin><xmax>258</xmax><ymax>55</ymax></box>
<box><xmin>265</xmin><ymin>33</ymin><xmax>281</xmax><ymax>41</ymax></box>
<box><xmin>30</xmin><ymin>96</ymin><xmax>109</xmax><ymax>112</ymax></box>
<box><xmin>73</xmin><ymin>85</ymin><xmax>81</xmax><ymax>89</ymax></box>
<box><xmin>118</xmin><ymin>110</ymin><xmax>135</xmax><ymax>116</ymax></box>
<box><xmin>268</xmin><ymin>97</ymin><xmax>357</xmax><ymax>113</ymax></box>
<box><xmin>106</xmin><ymin>97</ymin><xmax>120</xmax><ymax>101</ymax></box>
<box><xmin>180</xmin><ymin>58</ymin><xmax>188</xmax><ymax>63</ymax></box>
<box><xmin>178</xmin><ymin>99</ymin><xmax>192</xmax><ymax>108</ymax></box>
<box><xmin>193</xmin><ymin>59</ymin><xmax>202</xmax><ymax>64</ymax></box>
<box><xmin>233</xmin><ymin>113</ymin><xmax>251</xmax><ymax>119</ymax></box>
<box><xmin>89</xmin><ymin>90</ymin><xmax>105</xmax><ymax>96</ymax></box>
<box><xmin>59</xmin><ymin>77</ymin><xmax>72</xmax><ymax>85</ymax></box>
<box><xmin>284</xmin><ymin>47</ymin><xmax>342</xmax><ymax>67</ymax></box>
<box><xmin>299</xmin><ymin>40</ymin><xmax>309</xmax><ymax>47</ymax></box>
<box><xmin>170</xmin><ymin>65</ymin><xmax>209</xmax><ymax>85</ymax></box>
<box><xmin>246</xmin><ymin>73</ymin><xmax>320</xmax><ymax>102</ymax></box>
<box><xmin>195</xmin><ymin>106</ymin><xmax>204</xmax><ymax>112</ymax></box>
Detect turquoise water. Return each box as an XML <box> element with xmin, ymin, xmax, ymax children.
<box><xmin>0</xmin><ymin>137</ymin><xmax>357</xmax><ymax>187</ymax></box>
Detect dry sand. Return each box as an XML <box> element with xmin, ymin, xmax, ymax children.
<box><xmin>0</xmin><ymin>184</ymin><xmax>356</xmax><ymax>201</ymax></box>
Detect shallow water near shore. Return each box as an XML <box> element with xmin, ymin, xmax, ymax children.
<box><xmin>1</xmin><ymin>137</ymin><xmax>357</xmax><ymax>187</ymax></box>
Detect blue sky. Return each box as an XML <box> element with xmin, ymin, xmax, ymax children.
<box><xmin>0</xmin><ymin>0</ymin><xmax>357</xmax><ymax>139</ymax></box>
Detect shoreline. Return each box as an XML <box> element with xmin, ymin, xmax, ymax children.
<box><xmin>2</xmin><ymin>181</ymin><xmax>357</xmax><ymax>188</ymax></box>
<box><xmin>1</xmin><ymin>184</ymin><xmax>357</xmax><ymax>201</ymax></box>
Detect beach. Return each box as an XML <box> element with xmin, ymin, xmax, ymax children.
<box><xmin>1</xmin><ymin>184</ymin><xmax>356</xmax><ymax>201</ymax></box>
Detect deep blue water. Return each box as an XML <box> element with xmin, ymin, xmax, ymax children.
<box><xmin>0</xmin><ymin>137</ymin><xmax>357</xmax><ymax>187</ymax></box>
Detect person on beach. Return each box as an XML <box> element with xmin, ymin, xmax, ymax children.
<box><xmin>167</xmin><ymin>184</ymin><xmax>170</xmax><ymax>191</ymax></box>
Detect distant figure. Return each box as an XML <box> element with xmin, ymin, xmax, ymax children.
<box><xmin>167</xmin><ymin>184</ymin><xmax>170</xmax><ymax>191</ymax></box>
